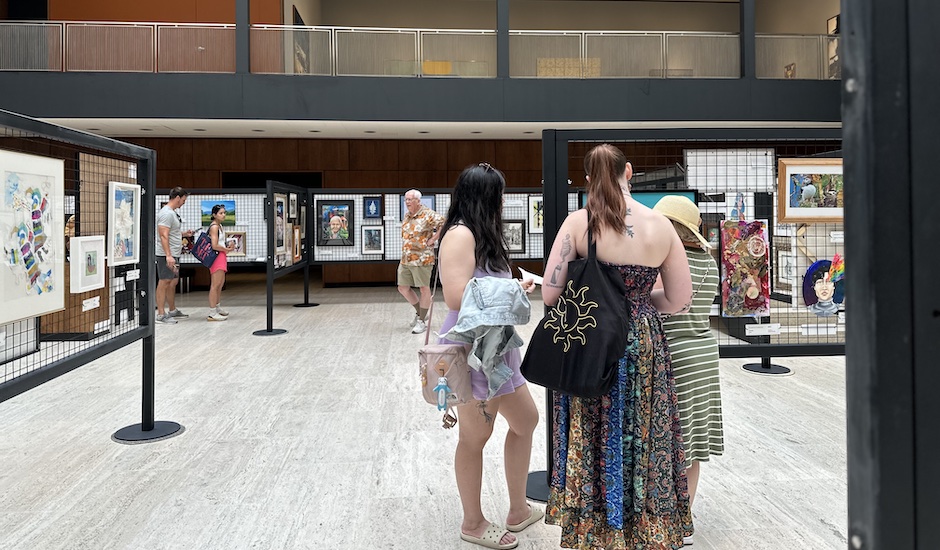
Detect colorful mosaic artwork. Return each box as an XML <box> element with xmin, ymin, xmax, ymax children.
<box><xmin>720</xmin><ymin>219</ymin><xmax>769</xmax><ymax>318</ymax></box>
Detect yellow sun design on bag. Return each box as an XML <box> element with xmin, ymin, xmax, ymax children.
<box><xmin>543</xmin><ymin>280</ymin><xmax>598</xmax><ymax>352</ymax></box>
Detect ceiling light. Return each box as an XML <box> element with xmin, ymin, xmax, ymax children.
<box><xmin>418</xmin><ymin>131</ymin><xmax>430</xmax><ymax>134</ymax></box>
<box><xmin>139</xmin><ymin>128</ymin><xmax>153</xmax><ymax>131</ymax></box>
<box><xmin>252</xmin><ymin>129</ymin><xmax>265</xmax><ymax>132</ymax></box>
<box><xmin>523</xmin><ymin>131</ymin><xmax>535</xmax><ymax>134</ymax></box>
<box><xmin>364</xmin><ymin>130</ymin><xmax>376</xmax><ymax>134</ymax></box>
<box><xmin>193</xmin><ymin>128</ymin><xmax>207</xmax><ymax>132</ymax></box>
<box><xmin>471</xmin><ymin>131</ymin><xmax>482</xmax><ymax>134</ymax></box>
<box><xmin>308</xmin><ymin>130</ymin><xmax>320</xmax><ymax>133</ymax></box>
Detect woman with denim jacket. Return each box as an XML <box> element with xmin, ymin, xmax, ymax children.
<box><xmin>437</xmin><ymin>163</ymin><xmax>539</xmax><ymax>550</ymax></box>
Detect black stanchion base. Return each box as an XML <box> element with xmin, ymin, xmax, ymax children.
<box><xmin>253</xmin><ymin>328</ymin><xmax>288</xmax><ymax>336</ymax></box>
<box><xmin>293</xmin><ymin>303</ymin><xmax>319</xmax><ymax>308</ymax></box>
<box><xmin>112</xmin><ymin>421</ymin><xmax>184</xmax><ymax>444</ymax></box>
<box><xmin>525</xmin><ymin>471</ymin><xmax>551</xmax><ymax>503</ymax></box>
<box><xmin>742</xmin><ymin>363</ymin><xmax>792</xmax><ymax>375</ymax></box>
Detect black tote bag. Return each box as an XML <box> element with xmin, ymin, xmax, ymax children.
<box><xmin>521</xmin><ymin>227</ymin><xmax>630</xmax><ymax>398</ymax></box>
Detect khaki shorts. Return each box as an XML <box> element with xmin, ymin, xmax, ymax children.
<box><xmin>398</xmin><ymin>264</ymin><xmax>433</xmax><ymax>288</ymax></box>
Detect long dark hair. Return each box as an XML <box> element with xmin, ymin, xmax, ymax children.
<box><xmin>442</xmin><ymin>163</ymin><xmax>509</xmax><ymax>272</ymax></box>
<box><xmin>584</xmin><ymin>144</ymin><xmax>628</xmax><ymax>235</ymax></box>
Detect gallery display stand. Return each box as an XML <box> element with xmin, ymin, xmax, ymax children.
<box><xmin>742</xmin><ymin>357</ymin><xmax>792</xmax><ymax>375</ymax></box>
<box><xmin>293</xmin><ymin>263</ymin><xmax>319</xmax><ymax>308</ymax></box>
<box><xmin>526</xmin><ymin>390</ymin><xmax>554</xmax><ymax>503</ymax></box>
<box><xmin>112</xmin><ymin>335</ymin><xmax>184</xmax><ymax>443</ymax></box>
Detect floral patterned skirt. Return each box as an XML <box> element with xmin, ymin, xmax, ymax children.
<box><xmin>546</xmin><ymin>315</ymin><xmax>693</xmax><ymax>550</ymax></box>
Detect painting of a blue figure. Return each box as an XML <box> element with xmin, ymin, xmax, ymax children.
<box><xmin>730</xmin><ymin>192</ymin><xmax>747</xmax><ymax>220</ymax></box>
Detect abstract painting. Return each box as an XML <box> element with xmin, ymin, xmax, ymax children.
<box><xmin>720</xmin><ymin>219</ymin><xmax>769</xmax><ymax>318</ymax></box>
<box><xmin>108</xmin><ymin>181</ymin><xmax>141</xmax><ymax>266</ymax></box>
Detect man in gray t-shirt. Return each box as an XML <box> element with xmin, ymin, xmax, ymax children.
<box><xmin>155</xmin><ymin>187</ymin><xmax>193</xmax><ymax>324</ymax></box>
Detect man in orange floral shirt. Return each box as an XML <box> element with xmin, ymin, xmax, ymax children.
<box><xmin>398</xmin><ymin>189</ymin><xmax>445</xmax><ymax>334</ymax></box>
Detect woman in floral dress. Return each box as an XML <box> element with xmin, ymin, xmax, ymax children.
<box><xmin>540</xmin><ymin>144</ymin><xmax>694</xmax><ymax>549</ymax></box>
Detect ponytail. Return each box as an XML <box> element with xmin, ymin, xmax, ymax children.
<box><xmin>584</xmin><ymin>144</ymin><xmax>628</xmax><ymax>236</ymax></box>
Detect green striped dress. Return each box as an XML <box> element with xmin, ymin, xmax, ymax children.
<box><xmin>663</xmin><ymin>248</ymin><xmax>724</xmax><ymax>467</ymax></box>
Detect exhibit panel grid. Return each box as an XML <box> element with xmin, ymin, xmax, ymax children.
<box><xmin>0</xmin><ymin>110</ymin><xmax>156</xmax><ymax>404</ymax></box>
<box><xmin>550</xmin><ymin>132</ymin><xmax>844</xmax><ymax>356</ymax></box>
<box><xmin>155</xmin><ymin>190</ymin><xmax>267</xmax><ymax>265</ymax></box>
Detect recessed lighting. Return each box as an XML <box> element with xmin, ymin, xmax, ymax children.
<box><xmin>252</xmin><ymin>129</ymin><xmax>265</xmax><ymax>132</ymax></box>
<box><xmin>193</xmin><ymin>128</ymin><xmax>207</xmax><ymax>132</ymax></box>
<box><xmin>308</xmin><ymin>130</ymin><xmax>320</xmax><ymax>133</ymax></box>
<box><xmin>523</xmin><ymin>131</ymin><xmax>535</xmax><ymax>134</ymax></box>
<box><xmin>471</xmin><ymin>131</ymin><xmax>482</xmax><ymax>134</ymax></box>
<box><xmin>139</xmin><ymin>128</ymin><xmax>153</xmax><ymax>131</ymax></box>
<box><xmin>87</xmin><ymin>128</ymin><xmax>101</xmax><ymax>131</ymax></box>
<box><xmin>364</xmin><ymin>130</ymin><xmax>376</xmax><ymax>134</ymax></box>
<box><xmin>418</xmin><ymin>131</ymin><xmax>430</xmax><ymax>134</ymax></box>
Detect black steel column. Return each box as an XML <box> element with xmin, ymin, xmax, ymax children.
<box><xmin>496</xmin><ymin>0</ymin><xmax>509</xmax><ymax>78</ymax></box>
<box><xmin>844</xmin><ymin>0</ymin><xmax>921</xmax><ymax>546</ymax></box>
<box><xmin>236</xmin><ymin>0</ymin><xmax>250</xmax><ymax>74</ymax></box>
<box><xmin>739</xmin><ymin>0</ymin><xmax>756</xmax><ymax>79</ymax></box>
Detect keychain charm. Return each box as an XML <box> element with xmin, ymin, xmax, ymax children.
<box><xmin>433</xmin><ymin>376</ymin><xmax>452</xmax><ymax>411</ymax></box>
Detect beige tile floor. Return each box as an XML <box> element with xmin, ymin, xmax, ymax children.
<box><xmin>0</xmin><ymin>272</ymin><xmax>847</xmax><ymax>550</ymax></box>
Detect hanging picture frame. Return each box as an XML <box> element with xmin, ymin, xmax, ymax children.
<box><xmin>70</xmin><ymin>236</ymin><xmax>106</xmax><ymax>293</ymax></box>
<box><xmin>289</xmin><ymin>193</ymin><xmax>298</xmax><ymax>219</ymax></box>
<box><xmin>316</xmin><ymin>199</ymin><xmax>355</xmax><ymax>246</ymax></box>
<box><xmin>502</xmin><ymin>219</ymin><xmax>526</xmax><ymax>254</ymax></box>
<box><xmin>274</xmin><ymin>193</ymin><xmax>287</xmax><ymax>253</ymax></box>
<box><xmin>200</xmin><ymin>199</ymin><xmax>236</xmax><ymax>226</ymax></box>
<box><xmin>0</xmin><ymin>150</ymin><xmax>65</xmax><ymax>325</ymax></box>
<box><xmin>527</xmin><ymin>195</ymin><xmax>543</xmax><ymax>234</ymax></box>
<box><xmin>361</xmin><ymin>225</ymin><xmax>384</xmax><ymax>255</ymax></box>
<box><xmin>292</xmin><ymin>225</ymin><xmax>302</xmax><ymax>261</ymax></box>
<box><xmin>364</xmin><ymin>196</ymin><xmax>383</xmax><ymax>219</ymax></box>
<box><xmin>226</xmin><ymin>230</ymin><xmax>246</xmax><ymax>257</ymax></box>
<box><xmin>777</xmin><ymin>158</ymin><xmax>844</xmax><ymax>223</ymax></box>
<box><xmin>108</xmin><ymin>181</ymin><xmax>141</xmax><ymax>266</ymax></box>
<box><xmin>720</xmin><ymin>219</ymin><xmax>770</xmax><ymax>318</ymax></box>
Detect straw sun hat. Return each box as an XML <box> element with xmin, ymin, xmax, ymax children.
<box><xmin>653</xmin><ymin>195</ymin><xmax>711</xmax><ymax>249</ymax></box>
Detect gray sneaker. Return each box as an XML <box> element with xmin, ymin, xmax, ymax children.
<box><xmin>411</xmin><ymin>320</ymin><xmax>427</xmax><ymax>334</ymax></box>
<box><xmin>167</xmin><ymin>309</ymin><xmax>189</xmax><ymax>319</ymax></box>
<box><xmin>410</xmin><ymin>313</ymin><xmax>419</xmax><ymax>328</ymax></box>
<box><xmin>155</xmin><ymin>314</ymin><xmax>177</xmax><ymax>325</ymax></box>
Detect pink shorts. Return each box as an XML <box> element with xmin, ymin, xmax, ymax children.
<box><xmin>209</xmin><ymin>252</ymin><xmax>228</xmax><ymax>273</ymax></box>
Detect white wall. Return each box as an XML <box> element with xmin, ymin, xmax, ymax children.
<box><xmin>756</xmin><ymin>0</ymin><xmax>840</xmax><ymax>34</ymax></box>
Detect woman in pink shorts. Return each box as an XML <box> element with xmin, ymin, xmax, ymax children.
<box><xmin>207</xmin><ymin>204</ymin><xmax>235</xmax><ymax>321</ymax></box>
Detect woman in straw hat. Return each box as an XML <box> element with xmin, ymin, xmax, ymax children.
<box><xmin>653</xmin><ymin>195</ymin><xmax>724</xmax><ymax>546</ymax></box>
<box><xmin>542</xmin><ymin>144</ymin><xmax>694</xmax><ymax>549</ymax></box>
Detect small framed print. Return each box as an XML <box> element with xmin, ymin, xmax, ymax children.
<box><xmin>527</xmin><ymin>195</ymin><xmax>543</xmax><ymax>234</ymax></box>
<box><xmin>777</xmin><ymin>158</ymin><xmax>844</xmax><ymax>223</ymax></box>
<box><xmin>108</xmin><ymin>181</ymin><xmax>141</xmax><ymax>266</ymax></box>
<box><xmin>502</xmin><ymin>219</ymin><xmax>526</xmax><ymax>254</ymax></box>
<box><xmin>70</xmin><ymin>236</ymin><xmax>106</xmax><ymax>293</ymax></box>
<box><xmin>361</xmin><ymin>226</ymin><xmax>385</xmax><ymax>255</ymax></box>
<box><xmin>226</xmin><ymin>230</ymin><xmax>246</xmax><ymax>257</ymax></box>
<box><xmin>274</xmin><ymin>193</ymin><xmax>287</xmax><ymax>253</ymax></box>
<box><xmin>364</xmin><ymin>196</ymin><xmax>383</xmax><ymax>219</ymax></box>
<box><xmin>289</xmin><ymin>193</ymin><xmax>298</xmax><ymax>219</ymax></box>
<box><xmin>292</xmin><ymin>225</ymin><xmax>302</xmax><ymax>261</ymax></box>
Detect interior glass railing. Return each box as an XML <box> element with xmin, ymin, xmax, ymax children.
<box><xmin>0</xmin><ymin>21</ymin><xmax>840</xmax><ymax>80</ymax></box>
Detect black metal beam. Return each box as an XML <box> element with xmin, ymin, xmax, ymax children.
<box><xmin>739</xmin><ymin>0</ymin><xmax>756</xmax><ymax>79</ymax></box>
<box><xmin>497</xmin><ymin>0</ymin><xmax>509</xmax><ymax>79</ymax></box>
<box><xmin>236</xmin><ymin>0</ymin><xmax>250</xmax><ymax>74</ymax></box>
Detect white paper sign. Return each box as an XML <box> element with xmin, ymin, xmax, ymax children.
<box><xmin>800</xmin><ymin>324</ymin><xmax>838</xmax><ymax>336</ymax></box>
<box><xmin>320</xmin><ymin>250</ymin><xmax>334</xmax><ymax>255</ymax></box>
<box><xmin>517</xmin><ymin>267</ymin><xmax>544</xmax><ymax>286</ymax></box>
<box><xmin>82</xmin><ymin>296</ymin><xmax>101</xmax><ymax>312</ymax></box>
<box><xmin>504</xmin><ymin>199</ymin><xmax>525</xmax><ymax>207</ymax></box>
<box><xmin>745</xmin><ymin>323</ymin><xmax>782</xmax><ymax>336</ymax></box>
<box><xmin>829</xmin><ymin>231</ymin><xmax>845</xmax><ymax>243</ymax></box>
<box><xmin>125</xmin><ymin>269</ymin><xmax>141</xmax><ymax>281</ymax></box>
<box><xmin>383</xmin><ymin>215</ymin><xmax>397</xmax><ymax>221</ymax></box>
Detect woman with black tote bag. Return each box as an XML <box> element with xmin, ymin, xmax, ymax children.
<box><xmin>538</xmin><ymin>144</ymin><xmax>694</xmax><ymax>550</ymax></box>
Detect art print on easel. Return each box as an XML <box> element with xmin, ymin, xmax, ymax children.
<box><xmin>70</xmin><ymin>235</ymin><xmax>106</xmax><ymax>293</ymax></box>
<box><xmin>0</xmin><ymin>150</ymin><xmax>66</xmax><ymax>325</ymax></box>
<box><xmin>108</xmin><ymin>181</ymin><xmax>141</xmax><ymax>266</ymax></box>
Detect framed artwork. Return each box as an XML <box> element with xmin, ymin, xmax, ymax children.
<box><xmin>289</xmin><ymin>193</ymin><xmax>298</xmax><ymax>219</ymax></box>
<box><xmin>108</xmin><ymin>181</ymin><xmax>142</xmax><ymax>266</ymax></box>
<box><xmin>400</xmin><ymin>195</ymin><xmax>435</xmax><ymax>220</ymax></box>
<box><xmin>70</xmin><ymin>236</ymin><xmax>106</xmax><ymax>293</ymax></box>
<box><xmin>784</xmin><ymin>63</ymin><xmax>796</xmax><ymax>79</ymax></box>
<box><xmin>803</xmin><ymin>255</ymin><xmax>845</xmax><ymax>318</ymax></box>
<box><xmin>777</xmin><ymin>158</ymin><xmax>844</xmax><ymax>223</ymax></box>
<box><xmin>292</xmin><ymin>225</ymin><xmax>302</xmax><ymax>261</ymax></box>
<box><xmin>720</xmin><ymin>219</ymin><xmax>769</xmax><ymax>318</ymax></box>
<box><xmin>316</xmin><ymin>200</ymin><xmax>354</xmax><ymax>246</ymax></box>
<box><xmin>300</xmin><ymin>206</ymin><xmax>306</xmax><ymax>238</ymax></box>
<box><xmin>226</xmin><ymin>230</ymin><xmax>246</xmax><ymax>257</ymax></box>
<box><xmin>773</xmin><ymin>239</ymin><xmax>795</xmax><ymax>293</ymax></box>
<box><xmin>361</xmin><ymin>226</ymin><xmax>384</xmax><ymax>255</ymax></box>
<box><xmin>502</xmin><ymin>219</ymin><xmax>526</xmax><ymax>254</ymax></box>
<box><xmin>528</xmin><ymin>195</ymin><xmax>543</xmax><ymax>234</ymax></box>
<box><xmin>200</xmin><ymin>199</ymin><xmax>235</xmax><ymax>226</ymax></box>
<box><xmin>274</xmin><ymin>193</ymin><xmax>287</xmax><ymax>253</ymax></box>
<box><xmin>364</xmin><ymin>196</ymin><xmax>383</xmax><ymax>219</ymax></box>
<box><xmin>0</xmin><ymin>150</ymin><xmax>66</xmax><ymax>325</ymax></box>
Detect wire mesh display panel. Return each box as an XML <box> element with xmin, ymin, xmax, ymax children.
<box><xmin>557</xmin><ymin>133</ymin><xmax>843</xmax><ymax>356</ymax></box>
<box><xmin>156</xmin><ymin>190</ymin><xmax>267</xmax><ymax>264</ymax></box>
<box><xmin>0</xmin><ymin>111</ymin><xmax>154</xmax><ymax>399</ymax></box>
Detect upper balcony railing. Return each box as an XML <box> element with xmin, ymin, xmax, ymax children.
<box><xmin>0</xmin><ymin>21</ymin><xmax>841</xmax><ymax>80</ymax></box>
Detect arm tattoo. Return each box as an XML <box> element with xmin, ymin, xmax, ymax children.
<box><xmin>550</xmin><ymin>233</ymin><xmax>572</xmax><ymax>284</ymax></box>
<box><xmin>625</xmin><ymin>207</ymin><xmax>635</xmax><ymax>238</ymax></box>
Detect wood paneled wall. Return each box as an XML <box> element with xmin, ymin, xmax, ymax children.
<box><xmin>126</xmin><ymin>137</ymin><xmax>544</xmax><ymax>191</ymax></box>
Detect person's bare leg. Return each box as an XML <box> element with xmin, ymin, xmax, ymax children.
<box><xmin>455</xmin><ymin>399</ymin><xmax>516</xmax><ymax>547</ymax></box>
<box><xmin>156</xmin><ymin>279</ymin><xmax>171</xmax><ymax>315</ymax></box>
<box><xmin>209</xmin><ymin>271</ymin><xmax>224</xmax><ymax>308</ymax></box>
<box><xmin>397</xmin><ymin>285</ymin><xmax>418</xmax><ymax>306</ymax></box>
<box><xmin>496</xmin><ymin>385</ymin><xmax>539</xmax><ymax>526</ymax></box>
<box><xmin>686</xmin><ymin>460</ymin><xmax>701</xmax><ymax>506</ymax></box>
<box><xmin>167</xmin><ymin>277</ymin><xmax>180</xmax><ymax>311</ymax></box>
